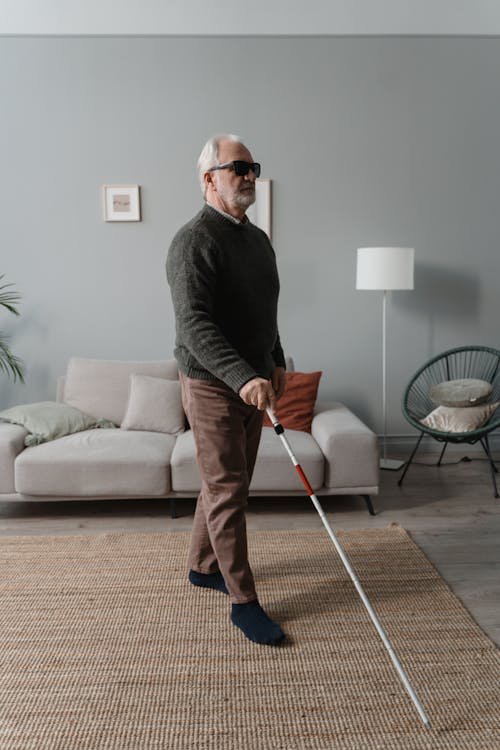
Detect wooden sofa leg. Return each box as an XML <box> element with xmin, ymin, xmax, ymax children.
<box><xmin>362</xmin><ymin>495</ymin><xmax>376</xmax><ymax>516</ymax></box>
<box><xmin>169</xmin><ymin>499</ymin><xmax>178</xmax><ymax>519</ymax></box>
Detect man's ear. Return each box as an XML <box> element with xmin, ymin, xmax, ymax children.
<box><xmin>204</xmin><ymin>171</ymin><xmax>215</xmax><ymax>192</ymax></box>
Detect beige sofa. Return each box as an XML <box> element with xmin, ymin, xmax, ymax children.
<box><xmin>0</xmin><ymin>358</ymin><xmax>379</xmax><ymax>515</ymax></box>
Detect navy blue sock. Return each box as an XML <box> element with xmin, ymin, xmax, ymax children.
<box><xmin>231</xmin><ymin>600</ymin><xmax>285</xmax><ymax>646</ymax></box>
<box><xmin>188</xmin><ymin>569</ymin><xmax>228</xmax><ymax>595</ymax></box>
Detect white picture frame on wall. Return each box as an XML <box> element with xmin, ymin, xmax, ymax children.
<box><xmin>103</xmin><ymin>184</ymin><xmax>141</xmax><ymax>222</ymax></box>
<box><xmin>247</xmin><ymin>179</ymin><xmax>272</xmax><ymax>240</ymax></box>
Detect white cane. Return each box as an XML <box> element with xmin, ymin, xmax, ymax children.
<box><xmin>266</xmin><ymin>406</ymin><xmax>431</xmax><ymax>729</ymax></box>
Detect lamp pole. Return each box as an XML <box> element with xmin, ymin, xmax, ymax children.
<box><xmin>382</xmin><ymin>289</ymin><xmax>388</xmax><ymax>462</ymax></box>
<box><xmin>380</xmin><ymin>289</ymin><xmax>405</xmax><ymax>470</ymax></box>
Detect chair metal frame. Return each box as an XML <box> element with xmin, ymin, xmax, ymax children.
<box><xmin>398</xmin><ymin>345</ymin><xmax>500</xmax><ymax>497</ymax></box>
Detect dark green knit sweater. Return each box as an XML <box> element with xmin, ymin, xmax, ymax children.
<box><xmin>166</xmin><ymin>204</ymin><xmax>285</xmax><ymax>393</ymax></box>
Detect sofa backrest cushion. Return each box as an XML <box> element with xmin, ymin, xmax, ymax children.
<box><xmin>63</xmin><ymin>358</ymin><xmax>179</xmax><ymax>425</ymax></box>
<box><xmin>120</xmin><ymin>375</ymin><xmax>185</xmax><ymax>434</ymax></box>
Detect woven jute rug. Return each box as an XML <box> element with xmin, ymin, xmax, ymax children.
<box><xmin>0</xmin><ymin>526</ymin><xmax>498</xmax><ymax>750</ymax></box>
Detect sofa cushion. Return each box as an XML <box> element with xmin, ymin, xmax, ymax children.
<box><xmin>63</xmin><ymin>358</ymin><xmax>179</xmax><ymax>426</ymax></box>
<box><xmin>15</xmin><ymin>429</ymin><xmax>175</xmax><ymax>497</ymax></box>
<box><xmin>170</xmin><ymin>426</ymin><xmax>324</xmax><ymax>493</ymax></box>
<box><xmin>121</xmin><ymin>375</ymin><xmax>185</xmax><ymax>434</ymax></box>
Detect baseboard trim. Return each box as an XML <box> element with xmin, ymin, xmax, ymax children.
<box><xmin>381</xmin><ymin>433</ymin><xmax>500</xmax><ymax>455</ymax></box>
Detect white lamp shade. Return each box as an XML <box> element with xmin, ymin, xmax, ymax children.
<box><xmin>356</xmin><ymin>247</ymin><xmax>414</xmax><ymax>290</ymax></box>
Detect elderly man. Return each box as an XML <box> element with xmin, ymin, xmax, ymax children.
<box><xmin>166</xmin><ymin>134</ymin><xmax>286</xmax><ymax>645</ymax></box>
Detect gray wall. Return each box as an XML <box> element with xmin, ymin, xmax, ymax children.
<box><xmin>1</xmin><ymin>36</ymin><xmax>499</xmax><ymax>441</ymax></box>
<box><xmin>3</xmin><ymin>0</ymin><xmax>500</xmax><ymax>35</ymax></box>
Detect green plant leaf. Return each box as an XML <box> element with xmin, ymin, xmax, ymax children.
<box><xmin>0</xmin><ymin>336</ymin><xmax>25</xmax><ymax>383</ymax></box>
<box><xmin>0</xmin><ymin>274</ymin><xmax>21</xmax><ymax>316</ymax></box>
<box><xmin>0</xmin><ymin>275</ymin><xmax>25</xmax><ymax>382</ymax></box>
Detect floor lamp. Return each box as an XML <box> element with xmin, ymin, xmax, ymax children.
<box><xmin>356</xmin><ymin>247</ymin><xmax>415</xmax><ymax>470</ymax></box>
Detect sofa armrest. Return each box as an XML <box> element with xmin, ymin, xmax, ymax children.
<box><xmin>311</xmin><ymin>401</ymin><xmax>379</xmax><ymax>490</ymax></box>
<box><xmin>0</xmin><ymin>423</ymin><xmax>28</xmax><ymax>493</ymax></box>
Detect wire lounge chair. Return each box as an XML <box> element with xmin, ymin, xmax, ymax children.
<box><xmin>398</xmin><ymin>345</ymin><xmax>500</xmax><ymax>497</ymax></box>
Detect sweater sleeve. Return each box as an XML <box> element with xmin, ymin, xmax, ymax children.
<box><xmin>167</xmin><ymin>228</ymin><xmax>258</xmax><ymax>392</ymax></box>
<box><xmin>272</xmin><ymin>332</ymin><xmax>286</xmax><ymax>369</ymax></box>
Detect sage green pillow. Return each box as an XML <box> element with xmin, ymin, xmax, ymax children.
<box><xmin>0</xmin><ymin>401</ymin><xmax>115</xmax><ymax>447</ymax></box>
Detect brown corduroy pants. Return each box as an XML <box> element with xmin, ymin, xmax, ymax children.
<box><xmin>179</xmin><ymin>373</ymin><xmax>264</xmax><ymax>603</ymax></box>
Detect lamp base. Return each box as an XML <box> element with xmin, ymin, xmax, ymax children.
<box><xmin>380</xmin><ymin>457</ymin><xmax>406</xmax><ymax>471</ymax></box>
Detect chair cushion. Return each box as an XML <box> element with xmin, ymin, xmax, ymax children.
<box><xmin>15</xmin><ymin>429</ymin><xmax>175</xmax><ymax>496</ymax></box>
<box><xmin>120</xmin><ymin>375</ymin><xmax>185</xmax><ymax>434</ymax></box>
<box><xmin>63</xmin><ymin>358</ymin><xmax>179</xmax><ymax>426</ymax></box>
<box><xmin>170</xmin><ymin>427</ymin><xmax>324</xmax><ymax>493</ymax></box>
<box><xmin>430</xmin><ymin>378</ymin><xmax>493</xmax><ymax>407</ymax></box>
<box><xmin>421</xmin><ymin>402</ymin><xmax>499</xmax><ymax>433</ymax></box>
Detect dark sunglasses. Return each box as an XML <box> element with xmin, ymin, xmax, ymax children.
<box><xmin>209</xmin><ymin>160</ymin><xmax>261</xmax><ymax>178</ymax></box>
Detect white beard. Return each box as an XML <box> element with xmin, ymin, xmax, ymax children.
<box><xmin>235</xmin><ymin>189</ymin><xmax>256</xmax><ymax>209</ymax></box>
<box><xmin>219</xmin><ymin>183</ymin><xmax>256</xmax><ymax>212</ymax></box>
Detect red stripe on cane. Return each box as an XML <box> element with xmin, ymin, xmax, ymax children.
<box><xmin>295</xmin><ymin>464</ymin><xmax>314</xmax><ymax>496</ymax></box>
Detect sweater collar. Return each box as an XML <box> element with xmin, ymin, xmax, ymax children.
<box><xmin>203</xmin><ymin>203</ymin><xmax>249</xmax><ymax>226</ymax></box>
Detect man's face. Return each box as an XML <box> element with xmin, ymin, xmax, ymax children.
<box><xmin>208</xmin><ymin>140</ymin><xmax>257</xmax><ymax>214</ymax></box>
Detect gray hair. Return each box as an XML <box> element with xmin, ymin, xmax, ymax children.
<box><xmin>197</xmin><ymin>133</ymin><xmax>244</xmax><ymax>197</ymax></box>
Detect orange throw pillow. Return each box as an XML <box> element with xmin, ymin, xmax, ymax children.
<box><xmin>263</xmin><ymin>371</ymin><xmax>322</xmax><ymax>432</ymax></box>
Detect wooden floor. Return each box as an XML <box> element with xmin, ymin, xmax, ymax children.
<box><xmin>1</xmin><ymin>450</ymin><xmax>499</xmax><ymax>646</ymax></box>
